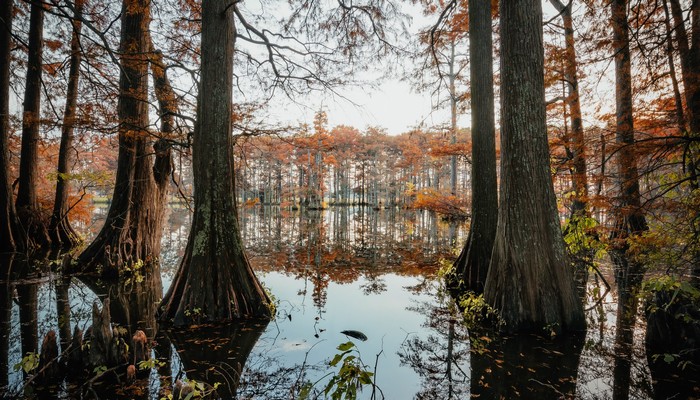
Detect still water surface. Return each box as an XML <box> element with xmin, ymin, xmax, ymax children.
<box><xmin>0</xmin><ymin>206</ymin><xmax>666</xmax><ymax>398</ymax></box>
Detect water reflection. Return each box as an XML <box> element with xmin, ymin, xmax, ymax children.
<box><xmin>2</xmin><ymin>206</ymin><xmax>693</xmax><ymax>398</ymax></box>
<box><xmin>0</xmin><ymin>254</ymin><xmax>12</xmax><ymax>390</ymax></box>
<box><xmin>164</xmin><ymin>321</ymin><xmax>269</xmax><ymax>398</ymax></box>
<box><xmin>398</xmin><ymin>284</ymin><xmax>471</xmax><ymax>399</ymax></box>
<box><xmin>80</xmin><ymin>265</ymin><xmax>163</xmax><ymax>339</ymax></box>
<box><xmin>471</xmin><ymin>333</ymin><xmax>584</xmax><ymax>398</ymax></box>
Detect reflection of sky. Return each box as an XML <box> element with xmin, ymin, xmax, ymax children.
<box><xmin>252</xmin><ymin>272</ymin><xmax>438</xmax><ymax>399</ymax></box>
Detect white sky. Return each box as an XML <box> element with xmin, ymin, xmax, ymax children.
<box><xmin>276</xmin><ymin>80</ymin><xmax>467</xmax><ymax>135</ymax></box>
<box><xmin>267</xmin><ymin>2</ymin><xmax>564</xmax><ymax>136</ymax></box>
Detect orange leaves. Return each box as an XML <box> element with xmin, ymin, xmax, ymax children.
<box><xmin>410</xmin><ymin>188</ymin><xmax>468</xmax><ymax>219</ymax></box>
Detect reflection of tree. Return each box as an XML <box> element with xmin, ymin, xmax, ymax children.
<box><xmin>0</xmin><ymin>254</ymin><xmax>12</xmax><ymax>390</ymax></box>
<box><xmin>399</xmin><ymin>283</ymin><xmax>470</xmax><ymax>400</ymax></box>
<box><xmin>400</xmin><ymin>278</ymin><xmax>586</xmax><ymax>399</ymax></box>
<box><xmin>79</xmin><ymin>265</ymin><xmax>163</xmax><ymax>339</ymax></box>
<box><xmin>470</xmin><ymin>333</ymin><xmax>584</xmax><ymax>398</ymax></box>
<box><xmin>164</xmin><ymin>320</ymin><xmax>269</xmax><ymax>397</ymax></box>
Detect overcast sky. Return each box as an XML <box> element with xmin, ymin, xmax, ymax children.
<box><xmin>268</xmin><ymin>2</ymin><xmax>568</xmax><ymax>136</ymax></box>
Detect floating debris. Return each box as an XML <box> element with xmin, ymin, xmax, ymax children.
<box><xmin>340</xmin><ymin>330</ymin><xmax>368</xmax><ymax>341</ymax></box>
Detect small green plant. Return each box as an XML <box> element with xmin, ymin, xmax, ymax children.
<box><xmin>299</xmin><ymin>341</ymin><xmax>376</xmax><ymax>400</ymax></box>
<box><xmin>261</xmin><ymin>281</ymin><xmax>278</xmax><ymax>318</ymax></box>
<box><xmin>184</xmin><ymin>307</ymin><xmax>205</xmax><ymax>323</ymax></box>
<box><xmin>13</xmin><ymin>352</ymin><xmax>39</xmax><ymax>374</ymax></box>
<box><xmin>643</xmin><ymin>275</ymin><xmax>700</xmax><ymax>322</ymax></box>
<box><xmin>459</xmin><ymin>292</ymin><xmax>500</xmax><ymax>329</ymax></box>
<box><xmin>93</xmin><ymin>365</ymin><xmax>108</xmax><ymax>375</ymax></box>
<box><xmin>562</xmin><ymin>214</ymin><xmax>605</xmax><ymax>259</ymax></box>
<box><xmin>138</xmin><ymin>358</ymin><xmax>166</xmax><ymax>370</ymax></box>
<box><xmin>160</xmin><ymin>379</ymin><xmax>221</xmax><ymax>400</ymax></box>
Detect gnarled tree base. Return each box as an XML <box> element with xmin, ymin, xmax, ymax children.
<box><xmin>159</xmin><ymin>213</ymin><xmax>272</xmax><ymax>326</ymax></box>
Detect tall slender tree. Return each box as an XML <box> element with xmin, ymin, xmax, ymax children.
<box><xmin>610</xmin><ymin>1</ymin><xmax>648</xmax><ymax>397</ymax></box>
<box><xmin>483</xmin><ymin>0</ymin><xmax>585</xmax><ymax>333</ymax></box>
<box><xmin>49</xmin><ymin>0</ymin><xmax>84</xmax><ymax>250</ymax></box>
<box><xmin>0</xmin><ymin>0</ymin><xmax>20</xmax><ymax>252</ymax></box>
<box><xmin>159</xmin><ymin>0</ymin><xmax>272</xmax><ymax>325</ymax></box>
<box><xmin>16</xmin><ymin>1</ymin><xmax>51</xmax><ymax>248</ymax></box>
<box><xmin>450</xmin><ymin>0</ymin><xmax>497</xmax><ymax>293</ymax></box>
<box><xmin>549</xmin><ymin>0</ymin><xmax>588</xmax><ymax>220</ymax></box>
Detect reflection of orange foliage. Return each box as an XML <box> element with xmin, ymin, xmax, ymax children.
<box><xmin>411</xmin><ymin>189</ymin><xmax>468</xmax><ymax>219</ymax></box>
<box><xmin>244</xmin><ymin>198</ymin><xmax>260</xmax><ymax>207</ymax></box>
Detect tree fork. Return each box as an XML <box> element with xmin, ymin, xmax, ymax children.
<box><xmin>76</xmin><ymin>0</ymin><xmax>169</xmax><ymax>276</ymax></box>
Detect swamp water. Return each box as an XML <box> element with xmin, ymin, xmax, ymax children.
<box><xmin>0</xmin><ymin>206</ymin><xmax>691</xmax><ymax>399</ymax></box>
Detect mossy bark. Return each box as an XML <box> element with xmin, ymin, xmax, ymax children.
<box><xmin>159</xmin><ymin>0</ymin><xmax>271</xmax><ymax>326</ymax></box>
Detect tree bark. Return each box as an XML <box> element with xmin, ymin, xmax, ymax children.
<box><xmin>450</xmin><ymin>0</ymin><xmax>497</xmax><ymax>294</ymax></box>
<box><xmin>77</xmin><ymin>0</ymin><xmax>169</xmax><ymax>276</ymax></box>
<box><xmin>668</xmin><ymin>0</ymin><xmax>700</xmax><ymax>286</ymax></box>
<box><xmin>549</xmin><ymin>0</ymin><xmax>589</xmax><ymax>219</ymax></box>
<box><xmin>159</xmin><ymin>0</ymin><xmax>272</xmax><ymax>326</ymax></box>
<box><xmin>610</xmin><ymin>2</ymin><xmax>649</xmax><ymax>397</ymax></box>
<box><xmin>16</xmin><ymin>1</ymin><xmax>51</xmax><ymax>249</ymax></box>
<box><xmin>662</xmin><ymin>0</ymin><xmax>687</xmax><ymax>132</ymax></box>
<box><xmin>0</xmin><ymin>0</ymin><xmax>21</xmax><ymax>252</ymax></box>
<box><xmin>50</xmin><ymin>0</ymin><xmax>84</xmax><ymax>250</ymax></box>
<box><xmin>483</xmin><ymin>0</ymin><xmax>585</xmax><ymax>333</ymax></box>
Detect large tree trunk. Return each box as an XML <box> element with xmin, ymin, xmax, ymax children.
<box><xmin>77</xmin><ymin>0</ymin><xmax>169</xmax><ymax>276</ymax></box>
<box><xmin>668</xmin><ymin>0</ymin><xmax>700</xmax><ymax>286</ymax></box>
<box><xmin>16</xmin><ymin>1</ymin><xmax>51</xmax><ymax>249</ymax></box>
<box><xmin>0</xmin><ymin>0</ymin><xmax>21</xmax><ymax>252</ymax></box>
<box><xmin>610</xmin><ymin>2</ymin><xmax>649</xmax><ymax>398</ymax></box>
<box><xmin>450</xmin><ymin>0</ymin><xmax>497</xmax><ymax>294</ymax></box>
<box><xmin>159</xmin><ymin>0</ymin><xmax>272</xmax><ymax>326</ymax></box>
<box><xmin>483</xmin><ymin>0</ymin><xmax>585</xmax><ymax>334</ymax></box>
<box><xmin>49</xmin><ymin>0</ymin><xmax>84</xmax><ymax>250</ymax></box>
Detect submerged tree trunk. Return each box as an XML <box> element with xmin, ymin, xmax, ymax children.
<box><xmin>49</xmin><ymin>0</ymin><xmax>84</xmax><ymax>250</ymax></box>
<box><xmin>450</xmin><ymin>0</ymin><xmax>497</xmax><ymax>294</ymax></box>
<box><xmin>0</xmin><ymin>0</ymin><xmax>20</xmax><ymax>252</ymax></box>
<box><xmin>16</xmin><ymin>1</ymin><xmax>50</xmax><ymax>249</ymax></box>
<box><xmin>77</xmin><ymin>0</ymin><xmax>170</xmax><ymax>276</ymax></box>
<box><xmin>483</xmin><ymin>0</ymin><xmax>585</xmax><ymax>334</ymax></box>
<box><xmin>159</xmin><ymin>0</ymin><xmax>272</xmax><ymax>326</ymax></box>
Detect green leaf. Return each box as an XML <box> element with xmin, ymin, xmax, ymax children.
<box><xmin>330</xmin><ymin>353</ymin><xmax>344</xmax><ymax>367</ymax></box>
<box><xmin>337</xmin><ymin>341</ymin><xmax>355</xmax><ymax>352</ymax></box>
